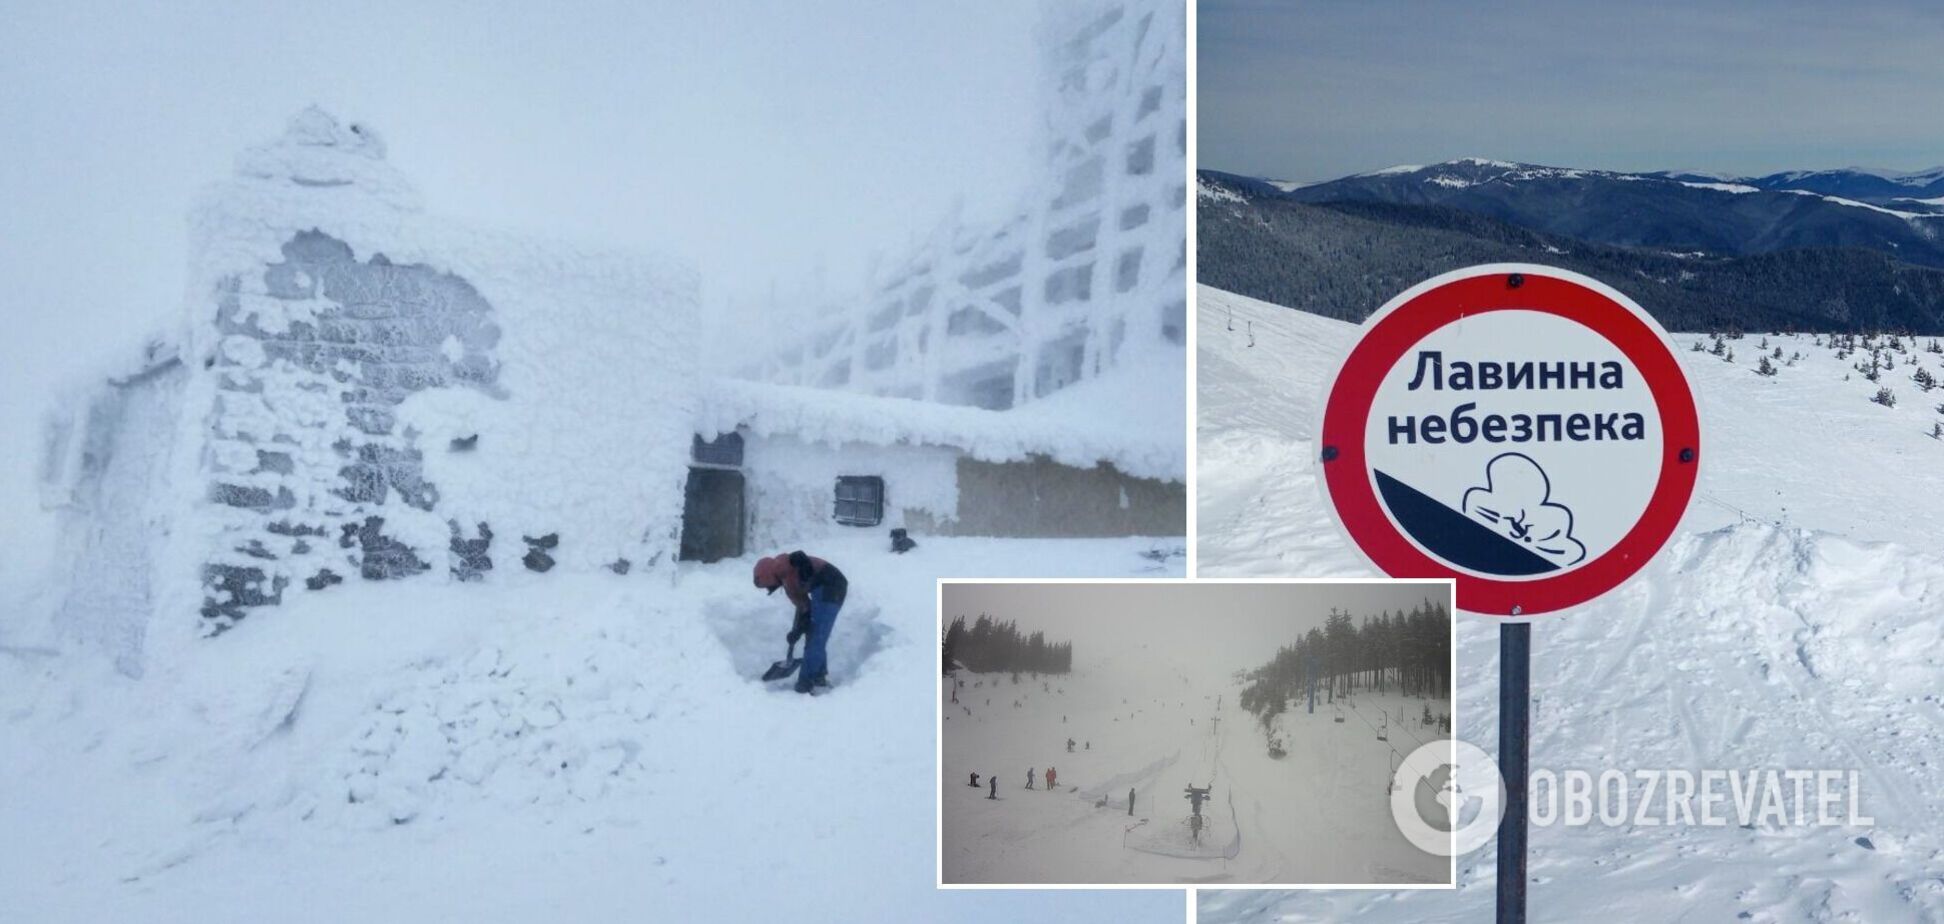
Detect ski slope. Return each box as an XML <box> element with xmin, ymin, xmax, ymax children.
<box><xmin>0</xmin><ymin>533</ymin><xmax>1184</xmax><ymax>923</ymax></box>
<box><xmin>1196</xmin><ymin>285</ymin><xmax>1944</xmax><ymax>922</ymax></box>
<box><xmin>941</xmin><ymin>654</ymin><xmax>1447</xmax><ymax>885</ymax></box>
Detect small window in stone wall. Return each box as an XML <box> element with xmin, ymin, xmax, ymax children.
<box><xmin>834</xmin><ymin>476</ymin><xmax>885</xmax><ymax>527</ymax></box>
<box><xmin>692</xmin><ymin>432</ymin><xmax>745</xmax><ymax>468</ymax></box>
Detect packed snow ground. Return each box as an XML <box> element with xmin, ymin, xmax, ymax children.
<box><xmin>1196</xmin><ymin>285</ymin><xmax>1944</xmax><ymax>921</ymax></box>
<box><xmin>0</xmin><ymin>533</ymin><xmax>1184</xmax><ymax>922</ymax></box>
<box><xmin>941</xmin><ymin>657</ymin><xmax>1447</xmax><ymax>885</ymax></box>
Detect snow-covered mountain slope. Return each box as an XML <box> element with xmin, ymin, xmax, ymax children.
<box><xmin>942</xmin><ymin>658</ymin><xmax>1445</xmax><ymax>885</ymax></box>
<box><xmin>0</xmin><ymin>533</ymin><xmax>1184</xmax><ymax>922</ymax></box>
<box><xmin>1735</xmin><ymin>166</ymin><xmax>1944</xmax><ymax>205</ymax></box>
<box><xmin>1197</xmin><ymin>285</ymin><xmax>1944</xmax><ymax>922</ymax></box>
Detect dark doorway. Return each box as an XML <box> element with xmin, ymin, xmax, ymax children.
<box><xmin>680</xmin><ymin>467</ymin><xmax>745</xmax><ymax>562</ymax></box>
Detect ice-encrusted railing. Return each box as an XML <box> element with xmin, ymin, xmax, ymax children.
<box><xmin>746</xmin><ymin>0</ymin><xmax>1185</xmax><ymax>412</ymax></box>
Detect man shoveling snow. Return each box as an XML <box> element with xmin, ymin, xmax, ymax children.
<box><xmin>753</xmin><ymin>551</ymin><xmax>849</xmax><ymax>694</ymax></box>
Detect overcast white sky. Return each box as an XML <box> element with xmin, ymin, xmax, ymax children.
<box><xmin>1201</xmin><ymin>0</ymin><xmax>1944</xmax><ymax>183</ymax></box>
<box><xmin>942</xmin><ymin>582</ymin><xmax>1450</xmax><ymax>678</ymax></box>
<box><xmin>0</xmin><ymin>0</ymin><xmax>1048</xmax><ymax>584</ymax></box>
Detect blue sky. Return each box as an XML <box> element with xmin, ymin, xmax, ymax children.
<box><xmin>1200</xmin><ymin>0</ymin><xmax>1944</xmax><ymax>182</ymax></box>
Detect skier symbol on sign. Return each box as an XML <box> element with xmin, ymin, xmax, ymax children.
<box><xmin>1461</xmin><ymin>453</ymin><xmax>1585</xmax><ymax>568</ymax></box>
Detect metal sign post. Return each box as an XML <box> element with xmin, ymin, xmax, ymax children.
<box><xmin>1496</xmin><ymin>622</ymin><xmax>1530</xmax><ymax>924</ymax></box>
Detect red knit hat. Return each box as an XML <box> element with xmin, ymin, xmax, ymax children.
<box><xmin>752</xmin><ymin>555</ymin><xmax>789</xmax><ymax>593</ymax></box>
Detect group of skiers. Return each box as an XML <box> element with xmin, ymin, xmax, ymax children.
<box><xmin>957</xmin><ymin>733</ymin><xmax>1149</xmax><ymax>818</ymax></box>
<box><xmin>1026</xmin><ymin>766</ymin><xmax>1058</xmax><ymax>790</ymax></box>
<box><xmin>967</xmin><ymin>765</ymin><xmax>1065</xmax><ymax>797</ymax></box>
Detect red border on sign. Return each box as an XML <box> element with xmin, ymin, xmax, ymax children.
<box><xmin>1320</xmin><ymin>269</ymin><xmax>1701</xmax><ymax>617</ymax></box>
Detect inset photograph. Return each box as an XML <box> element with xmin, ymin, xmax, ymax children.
<box><xmin>938</xmin><ymin>580</ymin><xmax>1455</xmax><ymax>887</ymax></box>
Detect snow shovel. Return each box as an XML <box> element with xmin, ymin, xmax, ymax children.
<box><xmin>761</xmin><ymin>639</ymin><xmax>801</xmax><ymax>682</ymax></box>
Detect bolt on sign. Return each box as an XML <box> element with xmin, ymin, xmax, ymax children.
<box><xmin>1317</xmin><ymin>264</ymin><xmax>1701</xmax><ymax>617</ymax></box>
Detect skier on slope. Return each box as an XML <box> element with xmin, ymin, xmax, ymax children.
<box><xmin>969</xmin><ymin>772</ymin><xmax>980</xmax><ymax>788</ymax></box>
<box><xmin>1027</xmin><ymin>768</ymin><xmax>1036</xmax><ymax>790</ymax></box>
<box><xmin>1046</xmin><ymin>767</ymin><xmax>1057</xmax><ymax>790</ymax></box>
<box><xmin>753</xmin><ymin>550</ymin><xmax>849</xmax><ymax>694</ymax></box>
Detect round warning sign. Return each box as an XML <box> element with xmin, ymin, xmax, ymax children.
<box><xmin>1318</xmin><ymin>264</ymin><xmax>1700</xmax><ymax>618</ymax></box>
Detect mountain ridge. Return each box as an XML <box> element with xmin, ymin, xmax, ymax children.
<box><xmin>1197</xmin><ymin>170</ymin><xmax>1944</xmax><ymax>333</ymax></box>
<box><xmin>1264</xmin><ymin>159</ymin><xmax>1944</xmax><ymax>269</ymax></box>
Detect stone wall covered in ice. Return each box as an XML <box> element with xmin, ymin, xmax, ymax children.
<box><xmin>747</xmin><ymin>0</ymin><xmax>1186</xmax><ymax>410</ymax></box>
<box><xmin>200</xmin><ymin>229</ymin><xmax>509</xmax><ymax>626</ymax></box>
<box><xmin>45</xmin><ymin>109</ymin><xmax>699</xmax><ymax>646</ymax></box>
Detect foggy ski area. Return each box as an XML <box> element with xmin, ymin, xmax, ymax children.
<box><xmin>940</xmin><ymin>582</ymin><xmax>1451</xmax><ymax>886</ymax></box>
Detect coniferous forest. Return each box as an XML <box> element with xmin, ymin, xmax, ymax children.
<box><xmin>942</xmin><ymin>614</ymin><xmax>1074</xmax><ymax>675</ymax></box>
<box><xmin>1236</xmin><ymin>598</ymin><xmax>1451</xmax><ymax>732</ymax></box>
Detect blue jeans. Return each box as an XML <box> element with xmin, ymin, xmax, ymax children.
<box><xmin>797</xmin><ymin>587</ymin><xmax>842</xmax><ymax>691</ymax></box>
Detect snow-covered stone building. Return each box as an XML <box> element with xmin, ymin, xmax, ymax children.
<box><xmin>40</xmin><ymin>109</ymin><xmax>702</xmax><ymax>655</ymax></box>
<box><xmin>37</xmin><ymin>2</ymin><xmax>1184</xmax><ymax>671</ymax></box>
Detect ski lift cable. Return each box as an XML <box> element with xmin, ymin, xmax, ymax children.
<box><xmin>1343</xmin><ymin>696</ymin><xmax>1432</xmax><ymax>752</ymax></box>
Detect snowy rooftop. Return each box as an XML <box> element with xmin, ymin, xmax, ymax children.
<box><xmin>701</xmin><ymin>370</ymin><xmax>1185</xmax><ymax>483</ymax></box>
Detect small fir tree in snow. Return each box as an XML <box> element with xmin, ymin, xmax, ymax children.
<box><xmin>1757</xmin><ymin>356</ymin><xmax>1777</xmax><ymax>376</ymax></box>
<box><xmin>1873</xmin><ymin>387</ymin><xmax>1896</xmax><ymax>408</ymax></box>
<box><xmin>1916</xmin><ymin>367</ymin><xmax>1937</xmax><ymax>392</ymax></box>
